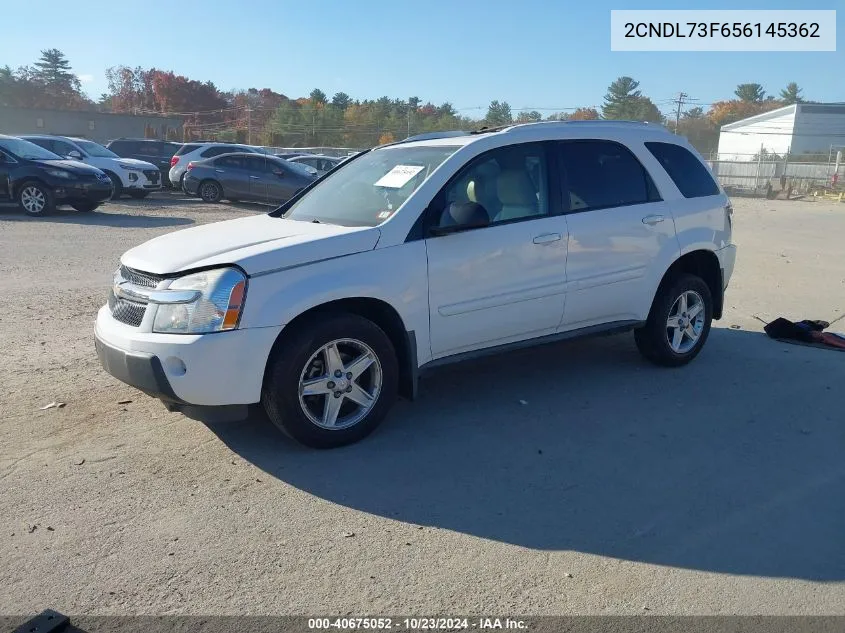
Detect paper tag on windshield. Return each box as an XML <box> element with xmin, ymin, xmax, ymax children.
<box><xmin>374</xmin><ymin>165</ymin><xmax>424</xmax><ymax>188</ymax></box>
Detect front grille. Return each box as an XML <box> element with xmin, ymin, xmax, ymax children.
<box><xmin>119</xmin><ymin>265</ymin><xmax>163</xmax><ymax>288</ymax></box>
<box><xmin>108</xmin><ymin>290</ymin><xmax>147</xmax><ymax>327</ymax></box>
<box><xmin>143</xmin><ymin>170</ymin><xmax>161</xmax><ymax>184</ymax></box>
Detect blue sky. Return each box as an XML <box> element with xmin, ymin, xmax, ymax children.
<box><xmin>3</xmin><ymin>0</ymin><xmax>841</xmax><ymax>117</ymax></box>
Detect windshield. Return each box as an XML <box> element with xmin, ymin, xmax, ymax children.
<box><xmin>74</xmin><ymin>139</ymin><xmax>119</xmax><ymax>158</ymax></box>
<box><xmin>0</xmin><ymin>137</ymin><xmax>62</xmax><ymax>161</ymax></box>
<box><xmin>284</xmin><ymin>145</ymin><xmax>459</xmax><ymax>227</ymax></box>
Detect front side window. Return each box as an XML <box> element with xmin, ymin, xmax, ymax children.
<box><xmin>436</xmin><ymin>142</ymin><xmax>548</xmax><ymax>227</ymax></box>
<box><xmin>73</xmin><ymin>139</ymin><xmax>119</xmax><ymax>158</ymax></box>
<box><xmin>284</xmin><ymin>145</ymin><xmax>458</xmax><ymax>227</ymax></box>
<box><xmin>645</xmin><ymin>141</ymin><xmax>719</xmax><ymax>198</ymax></box>
<box><xmin>52</xmin><ymin>140</ymin><xmax>78</xmax><ymax>157</ymax></box>
<box><xmin>558</xmin><ymin>140</ymin><xmax>659</xmax><ymax>212</ymax></box>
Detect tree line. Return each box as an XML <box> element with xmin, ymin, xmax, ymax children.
<box><xmin>1</xmin><ymin>49</ymin><xmax>811</xmax><ymax>153</ymax></box>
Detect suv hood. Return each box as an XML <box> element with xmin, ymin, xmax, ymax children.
<box><xmin>117</xmin><ymin>158</ymin><xmax>158</xmax><ymax>170</ymax></box>
<box><xmin>121</xmin><ymin>214</ymin><xmax>380</xmax><ymax>275</ymax></box>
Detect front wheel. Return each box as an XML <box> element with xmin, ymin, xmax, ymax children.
<box><xmin>199</xmin><ymin>180</ymin><xmax>223</xmax><ymax>203</ymax></box>
<box><xmin>635</xmin><ymin>274</ymin><xmax>713</xmax><ymax>367</ymax></box>
<box><xmin>71</xmin><ymin>201</ymin><xmax>100</xmax><ymax>212</ymax></box>
<box><xmin>262</xmin><ymin>313</ymin><xmax>398</xmax><ymax>448</ymax></box>
<box><xmin>18</xmin><ymin>182</ymin><xmax>54</xmax><ymax>216</ymax></box>
<box><xmin>106</xmin><ymin>172</ymin><xmax>123</xmax><ymax>199</ymax></box>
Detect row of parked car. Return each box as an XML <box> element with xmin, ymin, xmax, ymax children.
<box><xmin>0</xmin><ymin>133</ymin><xmax>352</xmax><ymax>215</ymax></box>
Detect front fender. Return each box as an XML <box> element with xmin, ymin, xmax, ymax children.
<box><xmin>240</xmin><ymin>241</ymin><xmax>433</xmax><ymax>365</ymax></box>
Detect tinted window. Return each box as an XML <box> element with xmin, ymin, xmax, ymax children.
<box><xmin>25</xmin><ymin>138</ymin><xmax>55</xmax><ymax>153</ymax></box>
<box><xmin>108</xmin><ymin>140</ymin><xmax>136</xmax><ymax>154</ymax></box>
<box><xmin>558</xmin><ymin>141</ymin><xmax>658</xmax><ymax>212</ymax></box>
<box><xmin>645</xmin><ymin>142</ymin><xmax>719</xmax><ymax>198</ymax></box>
<box><xmin>176</xmin><ymin>143</ymin><xmax>202</xmax><ymax>156</ymax></box>
<box><xmin>439</xmin><ymin>142</ymin><xmax>548</xmax><ymax>226</ymax></box>
<box><xmin>244</xmin><ymin>155</ymin><xmax>277</xmax><ymax>172</ymax></box>
<box><xmin>215</xmin><ymin>155</ymin><xmax>245</xmax><ymax>169</ymax></box>
<box><xmin>52</xmin><ymin>140</ymin><xmax>78</xmax><ymax>157</ymax></box>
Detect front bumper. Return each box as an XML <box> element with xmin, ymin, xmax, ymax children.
<box><xmin>94</xmin><ymin>305</ymin><xmax>282</xmax><ymax>406</ymax></box>
<box><xmin>53</xmin><ymin>181</ymin><xmax>112</xmax><ymax>204</ymax></box>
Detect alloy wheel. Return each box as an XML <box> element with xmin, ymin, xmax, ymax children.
<box><xmin>666</xmin><ymin>290</ymin><xmax>705</xmax><ymax>354</ymax></box>
<box><xmin>298</xmin><ymin>338</ymin><xmax>383</xmax><ymax>430</ymax></box>
<box><xmin>21</xmin><ymin>186</ymin><xmax>47</xmax><ymax>214</ymax></box>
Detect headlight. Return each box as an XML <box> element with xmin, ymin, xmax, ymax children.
<box><xmin>46</xmin><ymin>169</ymin><xmax>74</xmax><ymax>179</ymax></box>
<box><xmin>152</xmin><ymin>267</ymin><xmax>247</xmax><ymax>334</ymax></box>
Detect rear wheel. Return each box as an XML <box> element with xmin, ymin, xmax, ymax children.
<box><xmin>71</xmin><ymin>201</ymin><xmax>100</xmax><ymax>212</ymax></box>
<box><xmin>635</xmin><ymin>274</ymin><xmax>713</xmax><ymax>367</ymax></box>
<box><xmin>199</xmin><ymin>180</ymin><xmax>223</xmax><ymax>203</ymax></box>
<box><xmin>18</xmin><ymin>182</ymin><xmax>54</xmax><ymax>216</ymax></box>
<box><xmin>262</xmin><ymin>313</ymin><xmax>398</xmax><ymax>448</ymax></box>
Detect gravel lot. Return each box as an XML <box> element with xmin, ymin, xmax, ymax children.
<box><xmin>1</xmin><ymin>193</ymin><xmax>844</xmax><ymax>616</ymax></box>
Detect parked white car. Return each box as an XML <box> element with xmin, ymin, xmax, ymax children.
<box><xmin>96</xmin><ymin>121</ymin><xmax>736</xmax><ymax>448</ymax></box>
<box><xmin>21</xmin><ymin>135</ymin><xmax>161</xmax><ymax>199</ymax></box>
<box><xmin>168</xmin><ymin>142</ymin><xmax>263</xmax><ymax>189</ymax></box>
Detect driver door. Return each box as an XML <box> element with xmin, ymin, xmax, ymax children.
<box><xmin>425</xmin><ymin>142</ymin><xmax>570</xmax><ymax>358</ymax></box>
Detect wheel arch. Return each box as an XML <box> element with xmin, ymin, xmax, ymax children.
<box><xmin>12</xmin><ymin>175</ymin><xmax>49</xmax><ymax>199</ymax></box>
<box><xmin>654</xmin><ymin>249</ymin><xmax>724</xmax><ymax>320</ymax></box>
<box><xmin>263</xmin><ymin>297</ymin><xmax>417</xmax><ymax>401</ymax></box>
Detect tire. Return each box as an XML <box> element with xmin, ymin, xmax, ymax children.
<box><xmin>128</xmin><ymin>191</ymin><xmax>149</xmax><ymax>199</ymax></box>
<box><xmin>71</xmin><ymin>201</ymin><xmax>100</xmax><ymax>212</ymax></box>
<box><xmin>262</xmin><ymin>313</ymin><xmax>399</xmax><ymax>449</ymax></box>
<box><xmin>105</xmin><ymin>172</ymin><xmax>123</xmax><ymax>199</ymax></box>
<box><xmin>635</xmin><ymin>273</ymin><xmax>713</xmax><ymax>367</ymax></box>
<box><xmin>18</xmin><ymin>181</ymin><xmax>54</xmax><ymax>217</ymax></box>
<box><xmin>199</xmin><ymin>180</ymin><xmax>223</xmax><ymax>203</ymax></box>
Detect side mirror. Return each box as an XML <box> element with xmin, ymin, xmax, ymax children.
<box><xmin>67</xmin><ymin>150</ymin><xmax>83</xmax><ymax>160</ymax></box>
<box><xmin>429</xmin><ymin>202</ymin><xmax>490</xmax><ymax>236</ymax></box>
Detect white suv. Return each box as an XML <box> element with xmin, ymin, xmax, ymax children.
<box><xmin>168</xmin><ymin>143</ymin><xmax>263</xmax><ymax>188</ymax></box>
<box><xmin>95</xmin><ymin>121</ymin><xmax>736</xmax><ymax>448</ymax></box>
<box><xmin>22</xmin><ymin>135</ymin><xmax>161</xmax><ymax>199</ymax></box>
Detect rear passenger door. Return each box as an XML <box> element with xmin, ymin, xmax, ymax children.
<box><xmin>558</xmin><ymin>139</ymin><xmax>678</xmax><ymax>329</ymax></box>
<box><xmin>213</xmin><ymin>155</ymin><xmax>250</xmax><ymax>198</ymax></box>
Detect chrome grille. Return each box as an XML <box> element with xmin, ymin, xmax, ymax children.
<box><xmin>108</xmin><ymin>289</ymin><xmax>146</xmax><ymax>327</ymax></box>
<box><xmin>119</xmin><ymin>265</ymin><xmax>163</xmax><ymax>288</ymax></box>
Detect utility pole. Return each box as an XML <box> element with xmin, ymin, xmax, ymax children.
<box><xmin>673</xmin><ymin>92</ymin><xmax>688</xmax><ymax>134</ymax></box>
<box><xmin>246</xmin><ymin>107</ymin><xmax>252</xmax><ymax>145</ymax></box>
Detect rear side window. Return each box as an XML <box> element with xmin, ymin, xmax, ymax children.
<box><xmin>201</xmin><ymin>145</ymin><xmax>238</xmax><ymax>158</ymax></box>
<box><xmin>557</xmin><ymin>140</ymin><xmax>660</xmax><ymax>212</ymax></box>
<box><xmin>108</xmin><ymin>140</ymin><xmax>134</xmax><ymax>154</ymax></box>
<box><xmin>176</xmin><ymin>143</ymin><xmax>202</xmax><ymax>156</ymax></box>
<box><xmin>645</xmin><ymin>142</ymin><xmax>719</xmax><ymax>198</ymax></box>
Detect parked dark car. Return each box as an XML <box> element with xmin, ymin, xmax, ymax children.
<box><xmin>183</xmin><ymin>152</ymin><xmax>317</xmax><ymax>204</ymax></box>
<box><xmin>0</xmin><ymin>135</ymin><xmax>112</xmax><ymax>216</ymax></box>
<box><xmin>106</xmin><ymin>138</ymin><xmax>181</xmax><ymax>187</ymax></box>
<box><xmin>274</xmin><ymin>152</ymin><xmax>309</xmax><ymax>160</ymax></box>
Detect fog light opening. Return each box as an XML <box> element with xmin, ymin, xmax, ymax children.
<box><xmin>164</xmin><ymin>356</ymin><xmax>187</xmax><ymax>377</ymax></box>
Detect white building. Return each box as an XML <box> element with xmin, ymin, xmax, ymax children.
<box><xmin>717</xmin><ymin>103</ymin><xmax>845</xmax><ymax>161</ymax></box>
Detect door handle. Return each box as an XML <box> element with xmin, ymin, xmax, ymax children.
<box><xmin>642</xmin><ymin>214</ymin><xmax>665</xmax><ymax>225</ymax></box>
<box><xmin>533</xmin><ymin>233</ymin><xmax>561</xmax><ymax>244</ymax></box>
<box><xmin>215</xmin><ymin>169</ymin><xmax>225</xmax><ymax>173</ymax></box>
<box><xmin>250</xmin><ymin>175</ymin><xmax>260</xmax><ymax>179</ymax></box>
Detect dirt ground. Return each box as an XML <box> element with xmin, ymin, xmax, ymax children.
<box><xmin>1</xmin><ymin>193</ymin><xmax>843</xmax><ymax>616</ymax></box>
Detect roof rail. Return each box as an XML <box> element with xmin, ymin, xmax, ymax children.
<box><xmin>503</xmin><ymin>120</ymin><xmax>668</xmax><ymax>132</ymax></box>
<box><xmin>378</xmin><ymin>130</ymin><xmax>471</xmax><ymax>148</ymax></box>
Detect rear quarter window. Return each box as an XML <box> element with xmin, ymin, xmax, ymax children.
<box><xmin>176</xmin><ymin>144</ymin><xmax>202</xmax><ymax>156</ymax></box>
<box><xmin>645</xmin><ymin>142</ymin><xmax>719</xmax><ymax>198</ymax></box>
